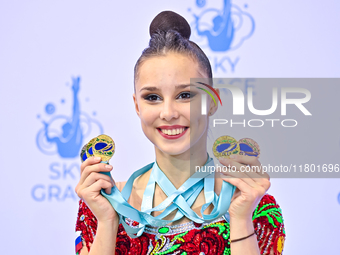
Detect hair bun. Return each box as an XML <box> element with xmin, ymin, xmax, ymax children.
<box><xmin>149</xmin><ymin>11</ymin><xmax>191</xmax><ymax>39</ymax></box>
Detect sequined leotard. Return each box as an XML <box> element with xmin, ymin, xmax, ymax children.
<box><xmin>75</xmin><ymin>194</ymin><xmax>285</xmax><ymax>255</ymax></box>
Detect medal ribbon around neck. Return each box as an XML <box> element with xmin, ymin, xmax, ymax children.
<box><xmin>81</xmin><ymin>134</ymin><xmax>236</xmax><ymax>238</ymax></box>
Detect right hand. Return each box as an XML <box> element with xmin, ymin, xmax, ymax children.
<box><xmin>75</xmin><ymin>156</ymin><xmax>118</xmax><ymax>222</ymax></box>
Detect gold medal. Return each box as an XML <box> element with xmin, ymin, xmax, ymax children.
<box><xmin>92</xmin><ymin>134</ymin><xmax>115</xmax><ymax>163</ymax></box>
<box><xmin>238</xmin><ymin>138</ymin><xmax>260</xmax><ymax>158</ymax></box>
<box><xmin>212</xmin><ymin>135</ymin><xmax>240</xmax><ymax>159</ymax></box>
<box><xmin>80</xmin><ymin>134</ymin><xmax>115</xmax><ymax>163</ymax></box>
<box><xmin>86</xmin><ymin>137</ymin><xmax>97</xmax><ymax>159</ymax></box>
<box><xmin>80</xmin><ymin>144</ymin><xmax>87</xmax><ymax>163</ymax></box>
<box><xmin>212</xmin><ymin>136</ymin><xmax>260</xmax><ymax>159</ymax></box>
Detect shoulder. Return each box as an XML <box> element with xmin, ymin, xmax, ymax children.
<box><xmin>116</xmin><ymin>181</ymin><xmax>126</xmax><ymax>191</ymax></box>
<box><xmin>252</xmin><ymin>194</ymin><xmax>284</xmax><ymax>227</ymax></box>
<box><xmin>252</xmin><ymin>194</ymin><xmax>286</xmax><ymax>255</ymax></box>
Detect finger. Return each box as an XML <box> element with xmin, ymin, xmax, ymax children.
<box><xmin>80</xmin><ymin>157</ymin><xmax>102</xmax><ymax>173</ymax></box>
<box><xmin>223</xmin><ymin>170</ymin><xmax>271</xmax><ymax>192</ymax></box>
<box><xmin>82</xmin><ymin>172</ymin><xmax>114</xmax><ymax>190</ymax></box>
<box><xmin>94</xmin><ymin>179</ymin><xmax>114</xmax><ymax>196</ymax></box>
<box><xmin>219</xmin><ymin>156</ymin><xmax>270</xmax><ymax>180</ymax></box>
<box><xmin>222</xmin><ymin>177</ymin><xmax>268</xmax><ymax>199</ymax></box>
<box><xmin>80</xmin><ymin>163</ymin><xmax>113</xmax><ymax>185</ymax></box>
<box><xmin>77</xmin><ymin>172</ymin><xmax>113</xmax><ymax>198</ymax></box>
<box><xmin>82</xmin><ymin>179</ymin><xmax>114</xmax><ymax>199</ymax></box>
<box><xmin>222</xmin><ymin>177</ymin><xmax>253</xmax><ymax>195</ymax></box>
<box><xmin>219</xmin><ymin>158</ymin><xmax>271</xmax><ymax>190</ymax></box>
<box><xmin>218</xmin><ymin>158</ymin><xmax>266</xmax><ymax>187</ymax></box>
<box><xmin>229</xmin><ymin>154</ymin><xmax>261</xmax><ymax>167</ymax></box>
<box><xmin>220</xmin><ymin>168</ymin><xmax>259</xmax><ymax>188</ymax></box>
<box><xmin>219</xmin><ymin>157</ymin><xmax>256</xmax><ymax>176</ymax></box>
<box><xmin>80</xmin><ymin>156</ymin><xmax>102</xmax><ymax>173</ymax></box>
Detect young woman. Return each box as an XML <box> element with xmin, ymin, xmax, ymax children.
<box><xmin>75</xmin><ymin>11</ymin><xmax>285</xmax><ymax>255</ymax></box>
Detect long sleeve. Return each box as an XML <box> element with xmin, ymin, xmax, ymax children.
<box><xmin>252</xmin><ymin>194</ymin><xmax>286</xmax><ymax>255</ymax></box>
<box><xmin>75</xmin><ymin>199</ymin><xmax>98</xmax><ymax>254</ymax></box>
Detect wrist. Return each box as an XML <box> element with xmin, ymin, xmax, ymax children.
<box><xmin>229</xmin><ymin>217</ymin><xmax>254</xmax><ymax>240</ymax></box>
<box><xmin>90</xmin><ymin>217</ymin><xmax>119</xmax><ymax>254</ymax></box>
<box><xmin>230</xmin><ymin>231</ymin><xmax>256</xmax><ymax>243</ymax></box>
<box><xmin>97</xmin><ymin>217</ymin><xmax>119</xmax><ymax>228</ymax></box>
<box><xmin>230</xmin><ymin>215</ymin><xmax>253</xmax><ymax>226</ymax></box>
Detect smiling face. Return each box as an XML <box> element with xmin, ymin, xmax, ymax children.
<box><xmin>133</xmin><ymin>52</ymin><xmax>215</xmax><ymax>157</ymax></box>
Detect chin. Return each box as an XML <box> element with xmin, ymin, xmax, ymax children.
<box><xmin>156</xmin><ymin>143</ymin><xmax>191</xmax><ymax>156</ymax></box>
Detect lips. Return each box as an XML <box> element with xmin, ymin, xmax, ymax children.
<box><xmin>157</xmin><ymin>125</ymin><xmax>189</xmax><ymax>139</ymax></box>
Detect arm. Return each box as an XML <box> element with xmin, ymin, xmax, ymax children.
<box><xmin>253</xmin><ymin>195</ymin><xmax>285</xmax><ymax>255</ymax></box>
<box><xmin>229</xmin><ymin>194</ymin><xmax>286</xmax><ymax>255</ymax></box>
<box><xmin>75</xmin><ymin>200</ymin><xmax>119</xmax><ymax>255</ymax></box>
<box><xmin>218</xmin><ymin>155</ymin><xmax>272</xmax><ymax>255</ymax></box>
<box><xmin>229</xmin><ymin>217</ymin><xmax>260</xmax><ymax>255</ymax></box>
<box><xmin>88</xmin><ymin>219</ymin><xmax>118</xmax><ymax>255</ymax></box>
<box><xmin>75</xmin><ymin>156</ymin><xmax>120</xmax><ymax>255</ymax></box>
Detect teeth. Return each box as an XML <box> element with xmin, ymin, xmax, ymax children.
<box><xmin>161</xmin><ymin>128</ymin><xmax>186</xmax><ymax>136</ymax></box>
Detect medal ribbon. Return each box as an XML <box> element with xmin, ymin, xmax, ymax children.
<box><xmin>100</xmin><ymin>156</ymin><xmax>235</xmax><ymax>238</ymax></box>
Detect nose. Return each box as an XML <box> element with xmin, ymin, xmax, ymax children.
<box><xmin>159</xmin><ymin>99</ymin><xmax>179</xmax><ymax>121</ymax></box>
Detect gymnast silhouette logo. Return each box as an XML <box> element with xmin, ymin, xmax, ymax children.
<box><xmin>36</xmin><ymin>77</ymin><xmax>103</xmax><ymax>158</ymax></box>
<box><xmin>190</xmin><ymin>0</ymin><xmax>255</xmax><ymax>52</ymax></box>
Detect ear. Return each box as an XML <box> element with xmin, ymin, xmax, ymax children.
<box><xmin>133</xmin><ymin>93</ymin><xmax>141</xmax><ymax>117</ymax></box>
<box><xmin>208</xmin><ymin>88</ymin><xmax>220</xmax><ymax>116</ymax></box>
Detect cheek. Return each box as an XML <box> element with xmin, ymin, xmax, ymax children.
<box><xmin>139</xmin><ymin>106</ymin><xmax>158</xmax><ymax>126</ymax></box>
<box><xmin>198</xmin><ymin>116</ymin><xmax>209</xmax><ymax>129</ymax></box>
<box><xmin>189</xmin><ymin>102</ymin><xmax>206</xmax><ymax>124</ymax></box>
<box><xmin>189</xmin><ymin>94</ymin><xmax>207</xmax><ymax>119</ymax></box>
<box><xmin>190</xmin><ymin>112</ymin><xmax>208</xmax><ymax>134</ymax></box>
<box><xmin>180</xmin><ymin>105</ymin><xmax>191</xmax><ymax>118</ymax></box>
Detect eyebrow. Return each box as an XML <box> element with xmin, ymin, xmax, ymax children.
<box><xmin>139</xmin><ymin>84</ymin><xmax>195</xmax><ymax>93</ymax></box>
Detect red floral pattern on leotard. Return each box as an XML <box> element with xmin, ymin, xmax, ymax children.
<box><xmin>75</xmin><ymin>194</ymin><xmax>285</xmax><ymax>255</ymax></box>
<box><xmin>75</xmin><ymin>200</ymin><xmax>97</xmax><ymax>253</ymax></box>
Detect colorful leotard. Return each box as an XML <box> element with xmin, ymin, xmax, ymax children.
<box><xmin>75</xmin><ymin>194</ymin><xmax>285</xmax><ymax>255</ymax></box>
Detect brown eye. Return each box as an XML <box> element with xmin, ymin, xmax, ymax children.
<box><xmin>177</xmin><ymin>92</ymin><xmax>195</xmax><ymax>99</ymax></box>
<box><xmin>144</xmin><ymin>94</ymin><xmax>162</xmax><ymax>101</ymax></box>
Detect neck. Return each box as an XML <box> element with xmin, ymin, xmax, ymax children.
<box><xmin>154</xmin><ymin>140</ymin><xmax>209</xmax><ymax>189</ymax></box>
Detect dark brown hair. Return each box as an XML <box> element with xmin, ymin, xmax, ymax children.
<box><xmin>134</xmin><ymin>11</ymin><xmax>212</xmax><ymax>86</ymax></box>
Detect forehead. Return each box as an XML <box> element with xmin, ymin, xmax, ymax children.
<box><xmin>135</xmin><ymin>53</ymin><xmax>206</xmax><ymax>91</ymax></box>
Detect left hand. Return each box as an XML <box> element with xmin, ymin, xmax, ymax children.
<box><xmin>218</xmin><ymin>154</ymin><xmax>271</xmax><ymax>221</ymax></box>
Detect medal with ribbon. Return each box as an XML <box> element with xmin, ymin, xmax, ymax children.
<box><xmin>80</xmin><ymin>134</ymin><xmax>259</xmax><ymax>238</ymax></box>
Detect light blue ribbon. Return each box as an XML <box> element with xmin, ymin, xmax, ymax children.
<box><xmin>100</xmin><ymin>156</ymin><xmax>235</xmax><ymax>238</ymax></box>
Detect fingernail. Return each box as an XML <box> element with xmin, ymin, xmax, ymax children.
<box><xmin>230</xmin><ymin>155</ymin><xmax>237</xmax><ymax>159</ymax></box>
<box><xmin>219</xmin><ymin>157</ymin><xmax>229</xmax><ymax>163</ymax></box>
<box><xmin>94</xmin><ymin>157</ymin><xmax>102</xmax><ymax>161</ymax></box>
<box><xmin>105</xmin><ymin>165</ymin><xmax>113</xmax><ymax>170</ymax></box>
